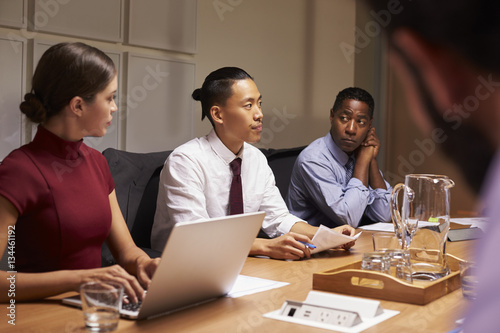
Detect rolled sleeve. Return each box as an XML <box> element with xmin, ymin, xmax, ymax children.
<box><xmin>365</xmin><ymin>183</ymin><xmax>392</xmax><ymax>222</ymax></box>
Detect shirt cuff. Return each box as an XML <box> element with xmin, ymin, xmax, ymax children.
<box><xmin>367</xmin><ymin>188</ymin><xmax>391</xmax><ymax>205</ymax></box>
<box><xmin>346</xmin><ymin>177</ymin><xmax>370</xmax><ymax>200</ymax></box>
<box><xmin>277</xmin><ymin>214</ymin><xmax>303</xmax><ymax>235</ymax></box>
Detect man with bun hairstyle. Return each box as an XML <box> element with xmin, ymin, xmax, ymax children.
<box><xmin>151</xmin><ymin>67</ymin><xmax>355</xmax><ymax>260</ymax></box>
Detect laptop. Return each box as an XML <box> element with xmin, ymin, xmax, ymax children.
<box><xmin>63</xmin><ymin>211</ymin><xmax>265</xmax><ymax>320</ymax></box>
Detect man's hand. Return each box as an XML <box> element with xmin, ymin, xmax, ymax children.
<box><xmin>332</xmin><ymin>225</ymin><xmax>356</xmax><ymax>250</ymax></box>
<box><xmin>251</xmin><ymin>232</ymin><xmax>314</xmax><ymax>260</ymax></box>
<box><xmin>360</xmin><ymin>127</ymin><xmax>380</xmax><ymax>160</ymax></box>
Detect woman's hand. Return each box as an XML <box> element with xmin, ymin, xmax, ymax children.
<box><xmin>135</xmin><ymin>257</ymin><xmax>161</xmax><ymax>289</ymax></box>
<box><xmin>78</xmin><ymin>265</ymin><xmax>145</xmax><ymax>304</ymax></box>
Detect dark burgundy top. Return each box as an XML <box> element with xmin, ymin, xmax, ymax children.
<box><xmin>0</xmin><ymin>126</ymin><xmax>114</xmax><ymax>272</ymax></box>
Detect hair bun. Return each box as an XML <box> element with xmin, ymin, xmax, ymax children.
<box><xmin>20</xmin><ymin>93</ymin><xmax>47</xmax><ymax>123</ymax></box>
<box><xmin>191</xmin><ymin>88</ymin><xmax>202</xmax><ymax>101</ymax></box>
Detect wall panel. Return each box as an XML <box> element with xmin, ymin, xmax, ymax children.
<box><xmin>0</xmin><ymin>0</ymin><xmax>27</xmax><ymax>28</ymax></box>
<box><xmin>128</xmin><ymin>0</ymin><xmax>197</xmax><ymax>53</ymax></box>
<box><xmin>33</xmin><ymin>0</ymin><xmax>124</xmax><ymax>42</ymax></box>
<box><xmin>0</xmin><ymin>35</ymin><xmax>26</xmax><ymax>161</ymax></box>
<box><xmin>125</xmin><ymin>53</ymin><xmax>196</xmax><ymax>152</ymax></box>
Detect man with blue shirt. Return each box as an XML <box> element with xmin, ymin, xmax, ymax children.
<box><xmin>287</xmin><ymin>87</ymin><xmax>392</xmax><ymax>228</ymax></box>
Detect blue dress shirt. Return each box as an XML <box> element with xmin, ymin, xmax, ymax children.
<box><xmin>286</xmin><ymin>133</ymin><xmax>392</xmax><ymax>228</ymax></box>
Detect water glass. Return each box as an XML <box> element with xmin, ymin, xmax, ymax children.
<box><xmin>389</xmin><ymin>250</ymin><xmax>413</xmax><ymax>283</ymax></box>
<box><xmin>80</xmin><ymin>281</ymin><xmax>123</xmax><ymax>332</ymax></box>
<box><xmin>361</xmin><ymin>252</ymin><xmax>390</xmax><ymax>274</ymax></box>
<box><xmin>459</xmin><ymin>261</ymin><xmax>478</xmax><ymax>300</ymax></box>
<box><xmin>372</xmin><ymin>232</ymin><xmax>401</xmax><ymax>252</ymax></box>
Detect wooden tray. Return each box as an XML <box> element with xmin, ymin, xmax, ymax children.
<box><xmin>312</xmin><ymin>254</ymin><xmax>464</xmax><ymax>305</ymax></box>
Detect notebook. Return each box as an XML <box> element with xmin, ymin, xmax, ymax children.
<box><xmin>63</xmin><ymin>211</ymin><xmax>265</xmax><ymax>320</ymax></box>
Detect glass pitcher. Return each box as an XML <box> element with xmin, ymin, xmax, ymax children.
<box><xmin>391</xmin><ymin>174</ymin><xmax>455</xmax><ymax>280</ymax></box>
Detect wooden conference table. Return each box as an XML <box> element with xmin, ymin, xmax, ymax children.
<box><xmin>2</xmin><ymin>231</ymin><xmax>475</xmax><ymax>333</ymax></box>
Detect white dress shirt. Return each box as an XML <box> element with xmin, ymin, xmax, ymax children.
<box><xmin>151</xmin><ymin>129</ymin><xmax>302</xmax><ymax>252</ymax></box>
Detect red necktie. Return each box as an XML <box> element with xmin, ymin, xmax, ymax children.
<box><xmin>229</xmin><ymin>158</ymin><xmax>243</xmax><ymax>215</ymax></box>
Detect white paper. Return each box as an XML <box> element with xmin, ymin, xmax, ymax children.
<box><xmin>450</xmin><ymin>217</ymin><xmax>489</xmax><ymax>231</ymax></box>
<box><xmin>310</xmin><ymin>225</ymin><xmax>362</xmax><ymax>254</ymax></box>
<box><xmin>358</xmin><ymin>220</ymin><xmax>481</xmax><ymax>233</ymax></box>
<box><xmin>227</xmin><ymin>275</ymin><xmax>289</xmax><ymax>298</ymax></box>
<box><xmin>359</xmin><ymin>222</ymin><xmax>395</xmax><ymax>232</ymax></box>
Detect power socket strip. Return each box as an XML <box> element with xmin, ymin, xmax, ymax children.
<box><xmin>280</xmin><ymin>300</ymin><xmax>362</xmax><ymax>327</ymax></box>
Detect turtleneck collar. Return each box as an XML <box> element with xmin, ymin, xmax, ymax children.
<box><xmin>31</xmin><ymin>125</ymin><xmax>84</xmax><ymax>160</ymax></box>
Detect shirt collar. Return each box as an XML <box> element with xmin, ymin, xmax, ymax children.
<box><xmin>207</xmin><ymin>129</ymin><xmax>244</xmax><ymax>164</ymax></box>
<box><xmin>325</xmin><ymin>132</ymin><xmax>351</xmax><ymax>167</ymax></box>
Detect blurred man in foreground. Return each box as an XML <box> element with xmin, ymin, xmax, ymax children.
<box><xmin>365</xmin><ymin>1</ymin><xmax>500</xmax><ymax>331</ymax></box>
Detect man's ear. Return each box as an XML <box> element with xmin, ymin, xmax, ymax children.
<box><xmin>390</xmin><ymin>28</ymin><xmax>477</xmax><ymax>132</ymax></box>
<box><xmin>210</xmin><ymin>105</ymin><xmax>223</xmax><ymax>125</ymax></box>
<box><xmin>68</xmin><ymin>96</ymin><xmax>84</xmax><ymax>117</ymax></box>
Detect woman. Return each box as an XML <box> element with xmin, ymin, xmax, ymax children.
<box><xmin>0</xmin><ymin>42</ymin><xmax>158</xmax><ymax>303</ymax></box>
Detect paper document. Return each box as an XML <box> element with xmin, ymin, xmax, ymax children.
<box><xmin>360</xmin><ymin>221</ymin><xmax>455</xmax><ymax>233</ymax></box>
<box><xmin>227</xmin><ymin>275</ymin><xmax>289</xmax><ymax>298</ymax></box>
<box><xmin>360</xmin><ymin>218</ymin><xmax>489</xmax><ymax>233</ymax></box>
<box><xmin>311</xmin><ymin>225</ymin><xmax>362</xmax><ymax>254</ymax></box>
<box><xmin>451</xmin><ymin>217</ymin><xmax>488</xmax><ymax>231</ymax></box>
<box><xmin>359</xmin><ymin>222</ymin><xmax>395</xmax><ymax>232</ymax></box>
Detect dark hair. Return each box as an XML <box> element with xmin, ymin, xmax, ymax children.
<box><xmin>365</xmin><ymin>0</ymin><xmax>500</xmax><ymax>74</ymax></box>
<box><xmin>364</xmin><ymin>0</ymin><xmax>497</xmax><ymax>193</ymax></box>
<box><xmin>332</xmin><ymin>87</ymin><xmax>374</xmax><ymax>118</ymax></box>
<box><xmin>192</xmin><ymin>67</ymin><xmax>254</xmax><ymax>126</ymax></box>
<box><xmin>20</xmin><ymin>42</ymin><xmax>116</xmax><ymax>123</ymax></box>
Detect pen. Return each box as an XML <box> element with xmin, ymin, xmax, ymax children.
<box><xmin>298</xmin><ymin>240</ymin><xmax>316</xmax><ymax>249</ymax></box>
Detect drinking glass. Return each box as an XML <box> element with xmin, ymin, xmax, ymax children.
<box><xmin>372</xmin><ymin>232</ymin><xmax>401</xmax><ymax>252</ymax></box>
<box><xmin>80</xmin><ymin>281</ymin><xmax>123</xmax><ymax>332</ymax></box>
<box><xmin>389</xmin><ymin>250</ymin><xmax>413</xmax><ymax>283</ymax></box>
<box><xmin>361</xmin><ymin>251</ymin><xmax>390</xmax><ymax>274</ymax></box>
<box><xmin>460</xmin><ymin>261</ymin><xmax>478</xmax><ymax>300</ymax></box>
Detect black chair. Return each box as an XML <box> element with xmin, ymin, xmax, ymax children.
<box><xmin>101</xmin><ymin>148</ymin><xmax>172</xmax><ymax>266</ymax></box>
<box><xmin>258</xmin><ymin>146</ymin><xmax>306</xmax><ymax>238</ymax></box>
<box><xmin>260</xmin><ymin>146</ymin><xmax>306</xmax><ymax>200</ymax></box>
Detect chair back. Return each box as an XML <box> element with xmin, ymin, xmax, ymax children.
<box><xmin>102</xmin><ymin>148</ymin><xmax>171</xmax><ymax>264</ymax></box>
<box><xmin>260</xmin><ymin>146</ymin><xmax>306</xmax><ymax>200</ymax></box>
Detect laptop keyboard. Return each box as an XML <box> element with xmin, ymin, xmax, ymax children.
<box><xmin>122</xmin><ymin>300</ymin><xmax>142</xmax><ymax>312</ymax></box>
